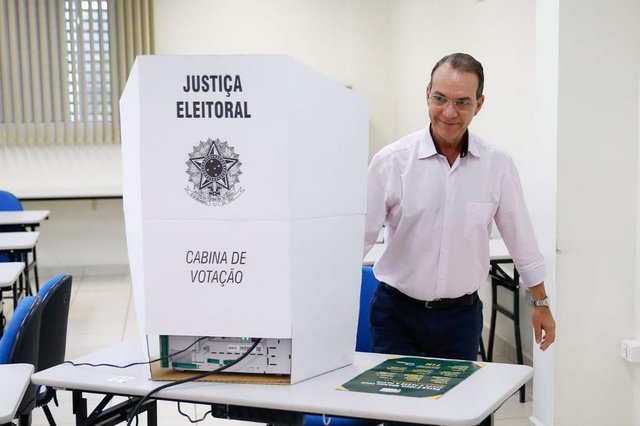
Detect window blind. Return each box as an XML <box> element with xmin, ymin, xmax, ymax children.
<box><xmin>0</xmin><ymin>0</ymin><xmax>153</xmax><ymax>146</ymax></box>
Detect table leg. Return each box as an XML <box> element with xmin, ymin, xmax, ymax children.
<box><xmin>478</xmin><ymin>413</ymin><xmax>494</xmax><ymax>425</ymax></box>
<box><xmin>72</xmin><ymin>390</ymin><xmax>87</xmax><ymax>426</ymax></box>
<box><xmin>71</xmin><ymin>390</ymin><xmax>157</xmax><ymax>426</ymax></box>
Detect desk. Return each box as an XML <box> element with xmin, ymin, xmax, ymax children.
<box><xmin>0</xmin><ymin>262</ymin><xmax>25</xmax><ymax>336</ymax></box>
<box><xmin>0</xmin><ymin>363</ymin><xmax>34</xmax><ymax>425</ymax></box>
<box><xmin>362</xmin><ymin>243</ymin><xmax>382</xmax><ymax>266</ymax></box>
<box><xmin>32</xmin><ymin>340</ymin><xmax>532</xmax><ymax>426</ymax></box>
<box><xmin>0</xmin><ymin>262</ymin><xmax>24</xmax><ymax>288</ymax></box>
<box><xmin>18</xmin><ymin>190</ymin><xmax>122</xmax><ymax>202</ymax></box>
<box><xmin>0</xmin><ymin>232</ymin><xmax>40</xmax><ymax>299</ymax></box>
<box><xmin>0</xmin><ymin>211</ymin><xmax>48</xmax><ymax>293</ymax></box>
<box><xmin>488</xmin><ymin>239</ymin><xmax>510</xmax><ymax>261</ymax></box>
<box><xmin>0</xmin><ymin>232</ymin><xmax>40</xmax><ymax>252</ymax></box>
<box><xmin>0</xmin><ymin>210</ymin><xmax>50</xmax><ymax>229</ymax></box>
<box><xmin>364</xmin><ymin>239</ymin><xmax>511</xmax><ymax>266</ymax></box>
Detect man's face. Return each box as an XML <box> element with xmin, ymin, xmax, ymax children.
<box><xmin>427</xmin><ymin>64</ymin><xmax>484</xmax><ymax>148</ymax></box>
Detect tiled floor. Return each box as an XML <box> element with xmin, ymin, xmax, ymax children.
<box><xmin>7</xmin><ymin>273</ymin><xmax>533</xmax><ymax>425</ymax></box>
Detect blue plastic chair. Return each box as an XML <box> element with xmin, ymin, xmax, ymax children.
<box><xmin>0</xmin><ymin>190</ymin><xmax>24</xmax><ymax>263</ymax></box>
<box><xmin>304</xmin><ymin>266</ymin><xmax>380</xmax><ymax>426</ymax></box>
<box><xmin>35</xmin><ymin>274</ymin><xmax>72</xmax><ymax>370</ymax></box>
<box><xmin>355</xmin><ymin>265</ymin><xmax>377</xmax><ymax>353</ymax></box>
<box><xmin>0</xmin><ymin>189</ymin><xmax>25</xmax><ymax>235</ymax></box>
<box><xmin>0</xmin><ymin>295</ymin><xmax>43</xmax><ymax>426</ymax></box>
<box><xmin>34</xmin><ymin>274</ymin><xmax>73</xmax><ymax>425</ymax></box>
<box><xmin>0</xmin><ymin>189</ymin><xmax>23</xmax><ymax>213</ymax></box>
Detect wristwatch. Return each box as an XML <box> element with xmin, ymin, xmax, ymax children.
<box><xmin>531</xmin><ymin>296</ymin><xmax>550</xmax><ymax>308</ymax></box>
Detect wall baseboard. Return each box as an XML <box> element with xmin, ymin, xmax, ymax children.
<box><xmin>39</xmin><ymin>264</ymin><xmax>130</xmax><ymax>280</ymax></box>
<box><xmin>528</xmin><ymin>415</ymin><xmax>546</xmax><ymax>426</ymax></box>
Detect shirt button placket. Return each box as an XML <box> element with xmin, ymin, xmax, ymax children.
<box><xmin>437</xmin><ymin>166</ymin><xmax>455</xmax><ymax>293</ymax></box>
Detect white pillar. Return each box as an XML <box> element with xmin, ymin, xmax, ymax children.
<box><xmin>549</xmin><ymin>0</ymin><xmax>640</xmax><ymax>424</ymax></box>
<box><xmin>531</xmin><ymin>1</ymin><xmax>558</xmax><ymax>424</ymax></box>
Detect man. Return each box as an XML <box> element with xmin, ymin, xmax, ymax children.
<box><xmin>364</xmin><ymin>53</ymin><xmax>555</xmax><ymax>360</ymax></box>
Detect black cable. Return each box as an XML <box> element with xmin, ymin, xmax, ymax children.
<box><xmin>177</xmin><ymin>401</ymin><xmax>212</xmax><ymax>423</ymax></box>
<box><xmin>125</xmin><ymin>338</ymin><xmax>262</xmax><ymax>426</ymax></box>
<box><xmin>62</xmin><ymin>336</ymin><xmax>209</xmax><ymax>369</ymax></box>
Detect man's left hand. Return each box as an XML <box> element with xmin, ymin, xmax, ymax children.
<box><xmin>532</xmin><ymin>307</ymin><xmax>555</xmax><ymax>351</ymax></box>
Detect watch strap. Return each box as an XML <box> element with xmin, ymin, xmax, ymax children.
<box><xmin>531</xmin><ymin>296</ymin><xmax>550</xmax><ymax>307</ymax></box>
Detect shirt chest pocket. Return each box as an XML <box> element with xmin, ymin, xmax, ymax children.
<box><xmin>464</xmin><ymin>202</ymin><xmax>494</xmax><ymax>241</ymax></box>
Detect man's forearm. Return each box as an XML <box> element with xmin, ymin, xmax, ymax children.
<box><xmin>528</xmin><ymin>282</ymin><xmax>548</xmax><ymax>301</ymax></box>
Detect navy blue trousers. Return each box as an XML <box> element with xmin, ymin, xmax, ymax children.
<box><xmin>369</xmin><ymin>283</ymin><xmax>483</xmax><ymax>360</ymax></box>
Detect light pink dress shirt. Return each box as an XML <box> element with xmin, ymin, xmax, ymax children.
<box><xmin>364</xmin><ymin>127</ymin><xmax>545</xmax><ymax>301</ymax></box>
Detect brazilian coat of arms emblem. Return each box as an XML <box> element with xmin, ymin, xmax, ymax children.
<box><xmin>185</xmin><ymin>138</ymin><xmax>244</xmax><ymax>206</ymax></box>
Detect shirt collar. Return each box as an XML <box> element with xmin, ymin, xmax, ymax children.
<box><xmin>419</xmin><ymin>125</ymin><xmax>480</xmax><ymax>159</ymax></box>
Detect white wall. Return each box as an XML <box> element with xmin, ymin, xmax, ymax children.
<box><xmin>25</xmin><ymin>199</ymin><xmax>128</xmax><ymax>278</ymax></box>
<box><xmin>153</xmin><ymin>0</ymin><xmax>395</xmax><ymax>161</ymax></box>
<box><xmin>553</xmin><ymin>0</ymin><xmax>640</xmax><ymax>424</ymax></box>
<box><xmin>636</xmin><ymin>36</ymin><xmax>640</xmax><ymax>426</ymax></box>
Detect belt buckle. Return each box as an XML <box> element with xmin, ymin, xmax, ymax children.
<box><xmin>425</xmin><ymin>299</ymin><xmax>441</xmax><ymax>309</ymax></box>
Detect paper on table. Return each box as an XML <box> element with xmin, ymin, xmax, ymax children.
<box><xmin>338</xmin><ymin>357</ymin><xmax>483</xmax><ymax>399</ymax></box>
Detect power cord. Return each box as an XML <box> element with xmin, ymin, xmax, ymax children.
<box><xmin>125</xmin><ymin>338</ymin><xmax>262</xmax><ymax>426</ymax></box>
<box><xmin>62</xmin><ymin>336</ymin><xmax>208</xmax><ymax>369</ymax></box>
<box><xmin>177</xmin><ymin>401</ymin><xmax>212</xmax><ymax>423</ymax></box>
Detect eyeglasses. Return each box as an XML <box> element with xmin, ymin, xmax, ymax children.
<box><xmin>429</xmin><ymin>94</ymin><xmax>476</xmax><ymax>111</ymax></box>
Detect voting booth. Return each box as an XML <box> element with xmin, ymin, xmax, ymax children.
<box><xmin>120</xmin><ymin>55</ymin><xmax>368</xmax><ymax>383</ymax></box>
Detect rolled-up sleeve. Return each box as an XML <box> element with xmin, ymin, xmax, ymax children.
<box><xmin>494</xmin><ymin>156</ymin><xmax>546</xmax><ymax>287</ymax></box>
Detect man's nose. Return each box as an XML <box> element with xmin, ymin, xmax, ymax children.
<box><xmin>442</xmin><ymin>101</ymin><xmax>458</xmax><ymax>117</ymax></box>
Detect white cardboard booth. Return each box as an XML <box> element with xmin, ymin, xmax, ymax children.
<box><xmin>120</xmin><ymin>55</ymin><xmax>369</xmax><ymax>383</ymax></box>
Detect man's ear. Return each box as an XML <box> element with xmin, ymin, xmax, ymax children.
<box><xmin>474</xmin><ymin>95</ymin><xmax>485</xmax><ymax>116</ymax></box>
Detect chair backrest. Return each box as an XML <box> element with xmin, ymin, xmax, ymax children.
<box><xmin>355</xmin><ymin>266</ymin><xmax>378</xmax><ymax>353</ymax></box>
<box><xmin>0</xmin><ymin>296</ymin><xmax>42</xmax><ymax>364</ymax></box>
<box><xmin>0</xmin><ymin>190</ymin><xmax>23</xmax><ymax>212</ymax></box>
<box><xmin>36</xmin><ymin>274</ymin><xmax>73</xmax><ymax>371</ymax></box>
<box><xmin>0</xmin><ymin>190</ymin><xmax>24</xmax><ymax>237</ymax></box>
<box><xmin>0</xmin><ymin>295</ymin><xmax>43</xmax><ymax>416</ymax></box>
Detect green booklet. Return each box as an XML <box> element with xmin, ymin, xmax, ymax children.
<box><xmin>338</xmin><ymin>357</ymin><xmax>484</xmax><ymax>399</ymax></box>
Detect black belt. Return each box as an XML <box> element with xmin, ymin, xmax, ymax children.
<box><xmin>381</xmin><ymin>282</ymin><xmax>477</xmax><ymax>310</ymax></box>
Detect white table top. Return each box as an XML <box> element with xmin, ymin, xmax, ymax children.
<box><xmin>0</xmin><ymin>232</ymin><xmax>40</xmax><ymax>251</ymax></box>
<box><xmin>364</xmin><ymin>239</ymin><xmax>512</xmax><ymax>266</ymax></box>
<box><xmin>0</xmin><ymin>363</ymin><xmax>34</xmax><ymax>423</ymax></box>
<box><xmin>0</xmin><ymin>210</ymin><xmax>50</xmax><ymax>226</ymax></box>
<box><xmin>0</xmin><ymin>262</ymin><xmax>25</xmax><ymax>287</ymax></box>
<box><xmin>488</xmin><ymin>238</ymin><xmax>510</xmax><ymax>261</ymax></box>
<box><xmin>32</xmin><ymin>340</ymin><xmax>532</xmax><ymax>425</ymax></box>
<box><xmin>17</xmin><ymin>187</ymin><xmax>122</xmax><ymax>200</ymax></box>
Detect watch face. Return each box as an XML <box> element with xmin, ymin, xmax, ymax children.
<box><xmin>533</xmin><ymin>298</ymin><xmax>550</xmax><ymax>307</ymax></box>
